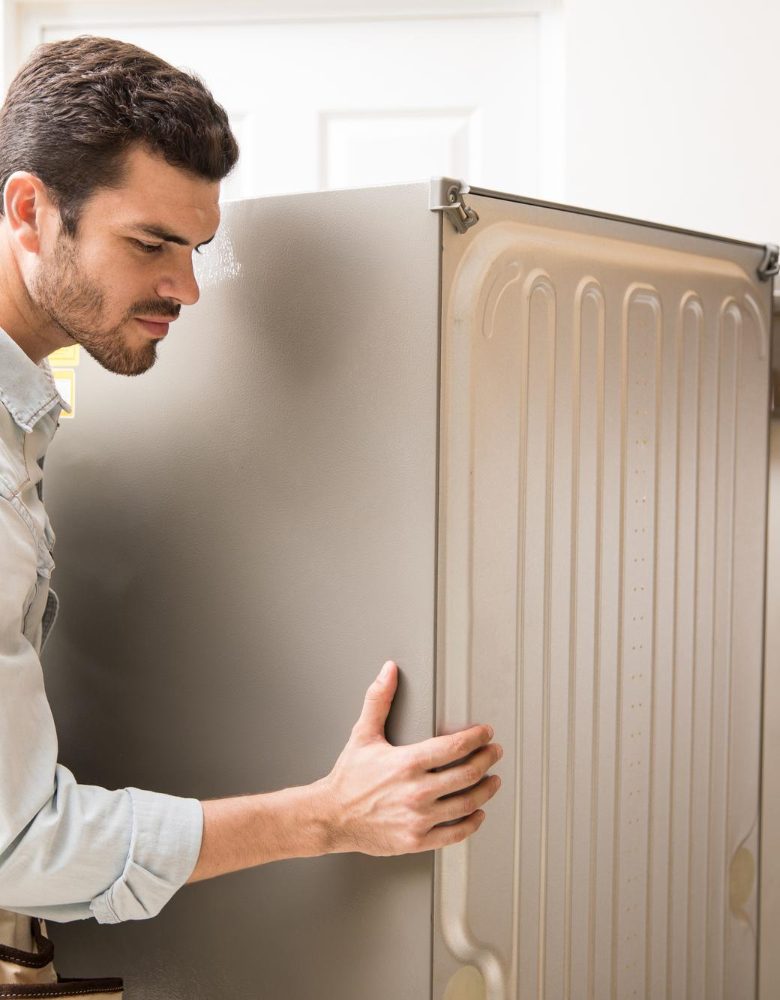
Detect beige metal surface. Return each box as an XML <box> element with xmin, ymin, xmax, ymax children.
<box><xmin>433</xmin><ymin>193</ymin><xmax>771</xmax><ymax>999</ymax></box>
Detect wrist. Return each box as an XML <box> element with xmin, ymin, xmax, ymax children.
<box><xmin>256</xmin><ymin>782</ymin><xmax>333</xmax><ymax>860</ymax></box>
<box><xmin>297</xmin><ymin>780</ymin><xmax>336</xmax><ymax>857</ymax></box>
<box><xmin>308</xmin><ymin>775</ymin><xmax>346</xmax><ymax>855</ymax></box>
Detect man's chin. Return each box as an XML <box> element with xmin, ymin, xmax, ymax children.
<box><xmin>82</xmin><ymin>338</ymin><xmax>158</xmax><ymax>377</ymax></box>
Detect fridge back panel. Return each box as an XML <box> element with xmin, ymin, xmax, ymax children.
<box><xmin>433</xmin><ymin>192</ymin><xmax>771</xmax><ymax>999</ymax></box>
<box><xmin>43</xmin><ymin>183</ymin><xmax>441</xmax><ymax>999</ymax></box>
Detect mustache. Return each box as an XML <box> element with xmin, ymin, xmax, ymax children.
<box><xmin>129</xmin><ymin>299</ymin><xmax>181</xmax><ymax>320</ymax></box>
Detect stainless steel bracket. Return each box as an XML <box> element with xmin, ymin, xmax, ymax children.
<box><xmin>429</xmin><ymin>177</ymin><xmax>479</xmax><ymax>234</ymax></box>
<box><xmin>759</xmin><ymin>243</ymin><xmax>780</xmax><ymax>282</ymax></box>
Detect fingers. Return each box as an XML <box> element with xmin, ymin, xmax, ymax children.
<box><xmin>430</xmin><ymin>773</ymin><xmax>501</xmax><ymax>825</ymax></box>
<box><xmin>352</xmin><ymin>661</ymin><xmax>398</xmax><ymax>741</ymax></box>
<box><xmin>424</xmin><ymin>809</ymin><xmax>486</xmax><ymax>851</ymax></box>
<box><xmin>425</xmin><ymin>743</ymin><xmax>503</xmax><ymax>799</ymax></box>
<box><xmin>412</xmin><ymin>724</ymin><xmax>494</xmax><ymax>771</ymax></box>
<box><xmin>421</xmin><ymin>772</ymin><xmax>498</xmax><ymax>850</ymax></box>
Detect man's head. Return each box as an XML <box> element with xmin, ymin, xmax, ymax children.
<box><xmin>0</xmin><ymin>36</ymin><xmax>238</xmax><ymax>374</ymax></box>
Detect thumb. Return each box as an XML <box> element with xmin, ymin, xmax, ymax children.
<box><xmin>353</xmin><ymin>660</ymin><xmax>398</xmax><ymax>741</ymax></box>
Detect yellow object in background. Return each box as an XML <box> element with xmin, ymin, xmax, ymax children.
<box><xmin>49</xmin><ymin>346</ymin><xmax>79</xmax><ymax>419</ymax></box>
<box><xmin>52</xmin><ymin>370</ymin><xmax>75</xmax><ymax>419</ymax></box>
<box><xmin>48</xmin><ymin>345</ymin><xmax>80</xmax><ymax>367</ymax></box>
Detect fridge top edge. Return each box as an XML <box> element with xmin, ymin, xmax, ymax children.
<box><xmin>219</xmin><ymin>178</ymin><xmax>433</xmax><ymax>207</ymax></box>
<box><xmin>219</xmin><ymin>176</ymin><xmax>776</xmax><ymax>277</ymax></box>
<box><xmin>462</xmin><ymin>181</ymin><xmax>769</xmax><ymax>254</ymax></box>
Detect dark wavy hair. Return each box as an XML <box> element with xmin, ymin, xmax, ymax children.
<box><xmin>0</xmin><ymin>35</ymin><xmax>239</xmax><ymax>234</ymax></box>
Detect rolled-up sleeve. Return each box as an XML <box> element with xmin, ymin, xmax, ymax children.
<box><xmin>0</xmin><ymin>494</ymin><xmax>203</xmax><ymax>923</ymax></box>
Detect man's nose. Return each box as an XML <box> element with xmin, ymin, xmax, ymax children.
<box><xmin>155</xmin><ymin>259</ymin><xmax>200</xmax><ymax>306</ymax></box>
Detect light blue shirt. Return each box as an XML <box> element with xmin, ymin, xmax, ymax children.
<box><xmin>0</xmin><ymin>328</ymin><xmax>203</xmax><ymax>924</ymax></box>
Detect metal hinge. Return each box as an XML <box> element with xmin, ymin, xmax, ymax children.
<box><xmin>759</xmin><ymin>243</ymin><xmax>780</xmax><ymax>282</ymax></box>
<box><xmin>429</xmin><ymin>177</ymin><xmax>480</xmax><ymax>234</ymax></box>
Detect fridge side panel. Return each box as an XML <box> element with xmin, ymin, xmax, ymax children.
<box><xmin>433</xmin><ymin>195</ymin><xmax>771</xmax><ymax>1000</ymax></box>
<box><xmin>759</xmin><ymin>303</ymin><xmax>780</xmax><ymax>1000</ymax></box>
<box><xmin>42</xmin><ymin>183</ymin><xmax>441</xmax><ymax>999</ymax></box>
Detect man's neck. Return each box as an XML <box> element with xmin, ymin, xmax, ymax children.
<box><xmin>0</xmin><ymin>227</ymin><xmax>69</xmax><ymax>364</ymax></box>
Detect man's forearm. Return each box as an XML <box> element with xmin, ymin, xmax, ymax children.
<box><xmin>188</xmin><ymin>780</ymin><xmax>333</xmax><ymax>883</ymax></box>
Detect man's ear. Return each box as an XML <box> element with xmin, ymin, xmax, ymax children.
<box><xmin>3</xmin><ymin>172</ymin><xmax>55</xmax><ymax>255</ymax></box>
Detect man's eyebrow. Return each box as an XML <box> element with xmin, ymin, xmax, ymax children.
<box><xmin>131</xmin><ymin>224</ymin><xmax>216</xmax><ymax>249</ymax></box>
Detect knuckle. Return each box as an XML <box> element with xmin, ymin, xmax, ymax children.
<box><xmin>456</xmin><ymin>795</ymin><xmax>474</xmax><ymax>818</ymax></box>
<box><xmin>393</xmin><ymin>746</ymin><xmax>416</xmax><ymax>773</ymax></box>
<box><xmin>407</xmin><ymin>785</ymin><xmax>429</xmax><ymax>809</ymax></box>
<box><xmin>404</xmin><ymin>830</ymin><xmax>424</xmax><ymax>852</ymax></box>
<box><xmin>450</xmin><ymin>733</ymin><xmax>469</xmax><ymax>758</ymax></box>
<box><xmin>473</xmin><ymin>781</ymin><xmax>488</xmax><ymax>804</ymax></box>
<box><xmin>463</xmin><ymin>765</ymin><xmax>481</xmax><ymax>786</ymax></box>
<box><xmin>413</xmin><ymin>816</ymin><xmax>430</xmax><ymax>838</ymax></box>
<box><xmin>468</xmin><ymin>810</ymin><xmax>484</xmax><ymax>830</ymax></box>
<box><xmin>453</xmin><ymin>823</ymin><xmax>471</xmax><ymax>844</ymax></box>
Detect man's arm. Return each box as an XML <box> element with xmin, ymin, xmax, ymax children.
<box><xmin>188</xmin><ymin>660</ymin><xmax>502</xmax><ymax>882</ymax></box>
<box><xmin>0</xmin><ymin>495</ymin><xmax>203</xmax><ymax>924</ymax></box>
<box><xmin>0</xmin><ymin>496</ymin><xmax>497</xmax><ymax>911</ymax></box>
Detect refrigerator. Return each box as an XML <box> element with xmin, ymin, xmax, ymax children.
<box><xmin>41</xmin><ymin>178</ymin><xmax>777</xmax><ymax>999</ymax></box>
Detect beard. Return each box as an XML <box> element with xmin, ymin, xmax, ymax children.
<box><xmin>31</xmin><ymin>231</ymin><xmax>179</xmax><ymax>376</ymax></box>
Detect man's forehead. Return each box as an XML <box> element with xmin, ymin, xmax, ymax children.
<box><xmin>100</xmin><ymin>188</ymin><xmax>221</xmax><ymax>244</ymax></box>
<box><xmin>95</xmin><ymin>144</ymin><xmax>221</xmax><ymax>241</ymax></box>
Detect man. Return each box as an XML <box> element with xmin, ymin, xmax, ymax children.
<box><xmin>0</xmin><ymin>35</ymin><xmax>501</xmax><ymax>942</ymax></box>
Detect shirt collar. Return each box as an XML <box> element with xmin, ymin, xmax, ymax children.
<box><xmin>0</xmin><ymin>327</ymin><xmax>72</xmax><ymax>432</ymax></box>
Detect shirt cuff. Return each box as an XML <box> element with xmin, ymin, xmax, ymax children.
<box><xmin>89</xmin><ymin>788</ymin><xmax>203</xmax><ymax>924</ymax></box>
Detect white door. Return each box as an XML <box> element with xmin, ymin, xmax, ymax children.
<box><xmin>9</xmin><ymin>0</ymin><xmax>564</xmax><ymax>202</ymax></box>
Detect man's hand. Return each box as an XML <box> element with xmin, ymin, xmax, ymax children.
<box><xmin>317</xmin><ymin>660</ymin><xmax>503</xmax><ymax>855</ymax></box>
<box><xmin>188</xmin><ymin>660</ymin><xmax>502</xmax><ymax>883</ymax></box>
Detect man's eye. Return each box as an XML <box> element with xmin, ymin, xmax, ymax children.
<box><xmin>133</xmin><ymin>240</ymin><xmax>163</xmax><ymax>253</ymax></box>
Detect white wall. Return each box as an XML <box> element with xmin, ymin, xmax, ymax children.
<box><xmin>564</xmin><ymin>0</ymin><xmax>780</xmax><ymax>245</ymax></box>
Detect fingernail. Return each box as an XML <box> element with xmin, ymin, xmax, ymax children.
<box><xmin>379</xmin><ymin>661</ymin><xmax>393</xmax><ymax>680</ymax></box>
<box><xmin>487</xmin><ymin>726</ymin><xmax>494</xmax><ymax>740</ymax></box>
